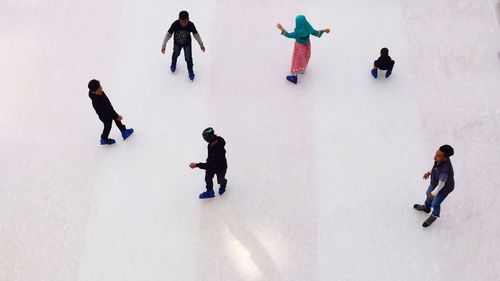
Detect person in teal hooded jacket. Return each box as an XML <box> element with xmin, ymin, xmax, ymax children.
<box><xmin>277</xmin><ymin>15</ymin><xmax>330</xmax><ymax>84</ymax></box>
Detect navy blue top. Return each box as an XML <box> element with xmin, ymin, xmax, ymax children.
<box><xmin>430</xmin><ymin>159</ymin><xmax>455</xmax><ymax>194</ymax></box>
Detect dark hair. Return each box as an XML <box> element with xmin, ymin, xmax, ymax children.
<box><xmin>179</xmin><ymin>11</ymin><xmax>189</xmax><ymax>20</ymax></box>
<box><xmin>439</xmin><ymin>144</ymin><xmax>454</xmax><ymax>158</ymax></box>
<box><xmin>88</xmin><ymin>79</ymin><xmax>100</xmax><ymax>92</ymax></box>
<box><xmin>381</xmin><ymin>48</ymin><xmax>389</xmax><ymax>56</ymax></box>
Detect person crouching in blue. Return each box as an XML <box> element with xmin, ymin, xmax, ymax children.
<box><xmin>371</xmin><ymin>47</ymin><xmax>395</xmax><ymax>79</ymax></box>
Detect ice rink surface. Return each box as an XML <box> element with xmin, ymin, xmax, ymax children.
<box><xmin>1</xmin><ymin>0</ymin><xmax>500</xmax><ymax>280</ymax></box>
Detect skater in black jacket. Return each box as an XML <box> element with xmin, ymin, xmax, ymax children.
<box><xmin>190</xmin><ymin>127</ymin><xmax>228</xmax><ymax>199</ymax></box>
<box><xmin>371</xmin><ymin>47</ymin><xmax>395</xmax><ymax>78</ymax></box>
<box><xmin>88</xmin><ymin>79</ymin><xmax>134</xmax><ymax>145</ymax></box>
<box><xmin>414</xmin><ymin>145</ymin><xmax>455</xmax><ymax>227</ymax></box>
<box><xmin>161</xmin><ymin>10</ymin><xmax>205</xmax><ymax>81</ymax></box>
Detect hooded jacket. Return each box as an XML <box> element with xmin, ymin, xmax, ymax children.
<box><xmin>197</xmin><ymin>136</ymin><xmax>228</xmax><ymax>171</ymax></box>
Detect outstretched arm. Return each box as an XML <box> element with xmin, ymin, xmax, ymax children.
<box><xmin>311</xmin><ymin>28</ymin><xmax>331</xmax><ymax>37</ymax></box>
<box><xmin>161</xmin><ymin>32</ymin><xmax>172</xmax><ymax>53</ymax></box>
<box><xmin>193</xmin><ymin>33</ymin><xmax>205</xmax><ymax>52</ymax></box>
<box><xmin>276</xmin><ymin>23</ymin><xmax>297</xmax><ymax>38</ymax></box>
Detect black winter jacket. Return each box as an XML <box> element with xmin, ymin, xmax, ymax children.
<box><xmin>374</xmin><ymin>55</ymin><xmax>395</xmax><ymax>71</ymax></box>
<box><xmin>197</xmin><ymin>136</ymin><xmax>228</xmax><ymax>171</ymax></box>
<box><xmin>89</xmin><ymin>91</ymin><xmax>119</xmax><ymax>120</ymax></box>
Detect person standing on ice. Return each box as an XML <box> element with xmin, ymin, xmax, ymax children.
<box><xmin>277</xmin><ymin>15</ymin><xmax>330</xmax><ymax>84</ymax></box>
<box><xmin>161</xmin><ymin>10</ymin><xmax>205</xmax><ymax>81</ymax></box>
<box><xmin>414</xmin><ymin>145</ymin><xmax>455</xmax><ymax>227</ymax></box>
<box><xmin>371</xmin><ymin>47</ymin><xmax>395</xmax><ymax>79</ymax></box>
<box><xmin>189</xmin><ymin>128</ymin><xmax>228</xmax><ymax>199</ymax></box>
<box><xmin>88</xmin><ymin>79</ymin><xmax>134</xmax><ymax>145</ymax></box>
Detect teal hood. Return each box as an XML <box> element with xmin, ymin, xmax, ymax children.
<box><xmin>281</xmin><ymin>15</ymin><xmax>323</xmax><ymax>45</ymax></box>
<box><xmin>294</xmin><ymin>15</ymin><xmax>316</xmax><ymax>38</ymax></box>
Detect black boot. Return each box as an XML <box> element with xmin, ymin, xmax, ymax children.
<box><xmin>423</xmin><ymin>215</ymin><xmax>437</xmax><ymax>227</ymax></box>
<box><xmin>414</xmin><ymin>204</ymin><xmax>431</xmax><ymax>213</ymax></box>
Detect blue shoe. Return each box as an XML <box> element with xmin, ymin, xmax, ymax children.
<box><xmin>121</xmin><ymin>128</ymin><xmax>134</xmax><ymax>140</ymax></box>
<box><xmin>189</xmin><ymin>73</ymin><xmax>195</xmax><ymax>81</ymax></box>
<box><xmin>371</xmin><ymin>68</ymin><xmax>378</xmax><ymax>78</ymax></box>
<box><xmin>385</xmin><ymin>70</ymin><xmax>392</xmax><ymax>78</ymax></box>
<box><xmin>286</xmin><ymin>75</ymin><xmax>298</xmax><ymax>84</ymax></box>
<box><xmin>170</xmin><ymin>66</ymin><xmax>176</xmax><ymax>73</ymax></box>
<box><xmin>100</xmin><ymin>138</ymin><xmax>116</xmax><ymax>145</ymax></box>
<box><xmin>199</xmin><ymin>190</ymin><xmax>215</xmax><ymax>199</ymax></box>
<box><xmin>218</xmin><ymin>187</ymin><xmax>226</xmax><ymax>196</ymax></box>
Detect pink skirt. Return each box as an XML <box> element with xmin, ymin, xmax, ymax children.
<box><xmin>290</xmin><ymin>42</ymin><xmax>311</xmax><ymax>74</ymax></box>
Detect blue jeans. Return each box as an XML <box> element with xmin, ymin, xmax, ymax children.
<box><xmin>424</xmin><ymin>185</ymin><xmax>449</xmax><ymax>217</ymax></box>
<box><xmin>171</xmin><ymin>44</ymin><xmax>193</xmax><ymax>75</ymax></box>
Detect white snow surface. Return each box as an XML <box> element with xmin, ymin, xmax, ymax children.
<box><xmin>1</xmin><ymin>0</ymin><xmax>500</xmax><ymax>280</ymax></box>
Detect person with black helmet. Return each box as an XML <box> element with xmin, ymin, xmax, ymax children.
<box><xmin>161</xmin><ymin>10</ymin><xmax>205</xmax><ymax>81</ymax></box>
<box><xmin>189</xmin><ymin>128</ymin><xmax>228</xmax><ymax>199</ymax></box>
<box><xmin>414</xmin><ymin>145</ymin><xmax>455</xmax><ymax>227</ymax></box>
<box><xmin>88</xmin><ymin>79</ymin><xmax>134</xmax><ymax>145</ymax></box>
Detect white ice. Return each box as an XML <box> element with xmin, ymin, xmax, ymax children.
<box><xmin>1</xmin><ymin>0</ymin><xmax>500</xmax><ymax>280</ymax></box>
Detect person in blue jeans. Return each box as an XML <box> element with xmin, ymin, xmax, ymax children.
<box><xmin>414</xmin><ymin>145</ymin><xmax>455</xmax><ymax>227</ymax></box>
<box><xmin>161</xmin><ymin>10</ymin><xmax>205</xmax><ymax>81</ymax></box>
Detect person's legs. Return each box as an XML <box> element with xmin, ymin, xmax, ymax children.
<box><xmin>371</xmin><ymin>60</ymin><xmax>379</xmax><ymax>78</ymax></box>
<box><xmin>216</xmin><ymin>169</ymin><xmax>227</xmax><ymax>188</ymax></box>
<box><xmin>290</xmin><ymin>42</ymin><xmax>309</xmax><ymax>75</ymax></box>
<box><xmin>431</xmin><ymin>192</ymin><xmax>449</xmax><ymax>217</ymax></box>
<box><xmin>204</xmin><ymin>170</ymin><xmax>216</xmax><ymax>192</ymax></box>
<box><xmin>301</xmin><ymin>42</ymin><xmax>311</xmax><ymax>74</ymax></box>
<box><xmin>100</xmin><ymin>118</ymin><xmax>113</xmax><ymax>140</ymax></box>
<box><xmin>385</xmin><ymin>60</ymin><xmax>395</xmax><ymax>78</ymax></box>
<box><xmin>171</xmin><ymin>44</ymin><xmax>182</xmax><ymax>68</ymax></box>
<box><xmin>424</xmin><ymin>185</ymin><xmax>434</xmax><ymax>208</ymax></box>
<box><xmin>114</xmin><ymin>119</ymin><xmax>126</xmax><ymax>131</ymax></box>
<box><xmin>215</xmin><ymin>169</ymin><xmax>227</xmax><ymax>195</ymax></box>
<box><xmin>183</xmin><ymin>45</ymin><xmax>194</xmax><ymax>75</ymax></box>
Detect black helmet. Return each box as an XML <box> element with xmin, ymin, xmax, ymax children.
<box><xmin>202</xmin><ymin>127</ymin><xmax>215</xmax><ymax>142</ymax></box>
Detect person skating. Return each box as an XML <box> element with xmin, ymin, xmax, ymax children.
<box><xmin>189</xmin><ymin>128</ymin><xmax>228</xmax><ymax>199</ymax></box>
<box><xmin>371</xmin><ymin>47</ymin><xmax>395</xmax><ymax>78</ymax></box>
<box><xmin>161</xmin><ymin>10</ymin><xmax>205</xmax><ymax>81</ymax></box>
<box><xmin>414</xmin><ymin>145</ymin><xmax>455</xmax><ymax>227</ymax></box>
<box><xmin>277</xmin><ymin>15</ymin><xmax>330</xmax><ymax>84</ymax></box>
<box><xmin>88</xmin><ymin>79</ymin><xmax>134</xmax><ymax>145</ymax></box>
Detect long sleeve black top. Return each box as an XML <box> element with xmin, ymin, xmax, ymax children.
<box><xmin>88</xmin><ymin>91</ymin><xmax>119</xmax><ymax>120</ymax></box>
<box><xmin>197</xmin><ymin>136</ymin><xmax>228</xmax><ymax>171</ymax></box>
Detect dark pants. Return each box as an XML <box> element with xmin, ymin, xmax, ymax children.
<box><xmin>205</xmin><ymin>169</ymin><xmax>227</xmax><ymax>192</ymax></box>
<box><xmin>172</xmin><ymin>44</ymin><xmax>194</xmax><ymax>75</ymax></box>
<box><xmin>100</xmin><ymin>118</ymin><xmax>126</xmax><ymax>140</ymax></box>
<box><xmin>424</xmin><ymin>185</ymin><xmax>450</xmax><ymax>217</ymax></box>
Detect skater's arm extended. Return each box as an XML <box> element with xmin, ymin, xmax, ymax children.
<box><xmin>193</xmin><ymin>33</ymin><xmax>205</xmax><ymax>52</ymax></box>
<box><xmin>281</xmin><ymin>29</ymin><xmax>299</xmax><ymax>39</ymax></box>
<box><xmin>197</xmin><ymin>162</ymin><xmax>208</xmax><ymax>170</ymax></box>
<box><xmin>197</xmin><ymin>155</ymin><xmax>218</xmax><ymax>170</ymax></box>
<box><xmin>311</xmin><ymin>29</ymin><xmax>324</xmax><ymax>37</ymax></box>
<box><xmin>161</xmin><ymin>32</ymin><xmax>173</xmax><ymax>49</ymax></box>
